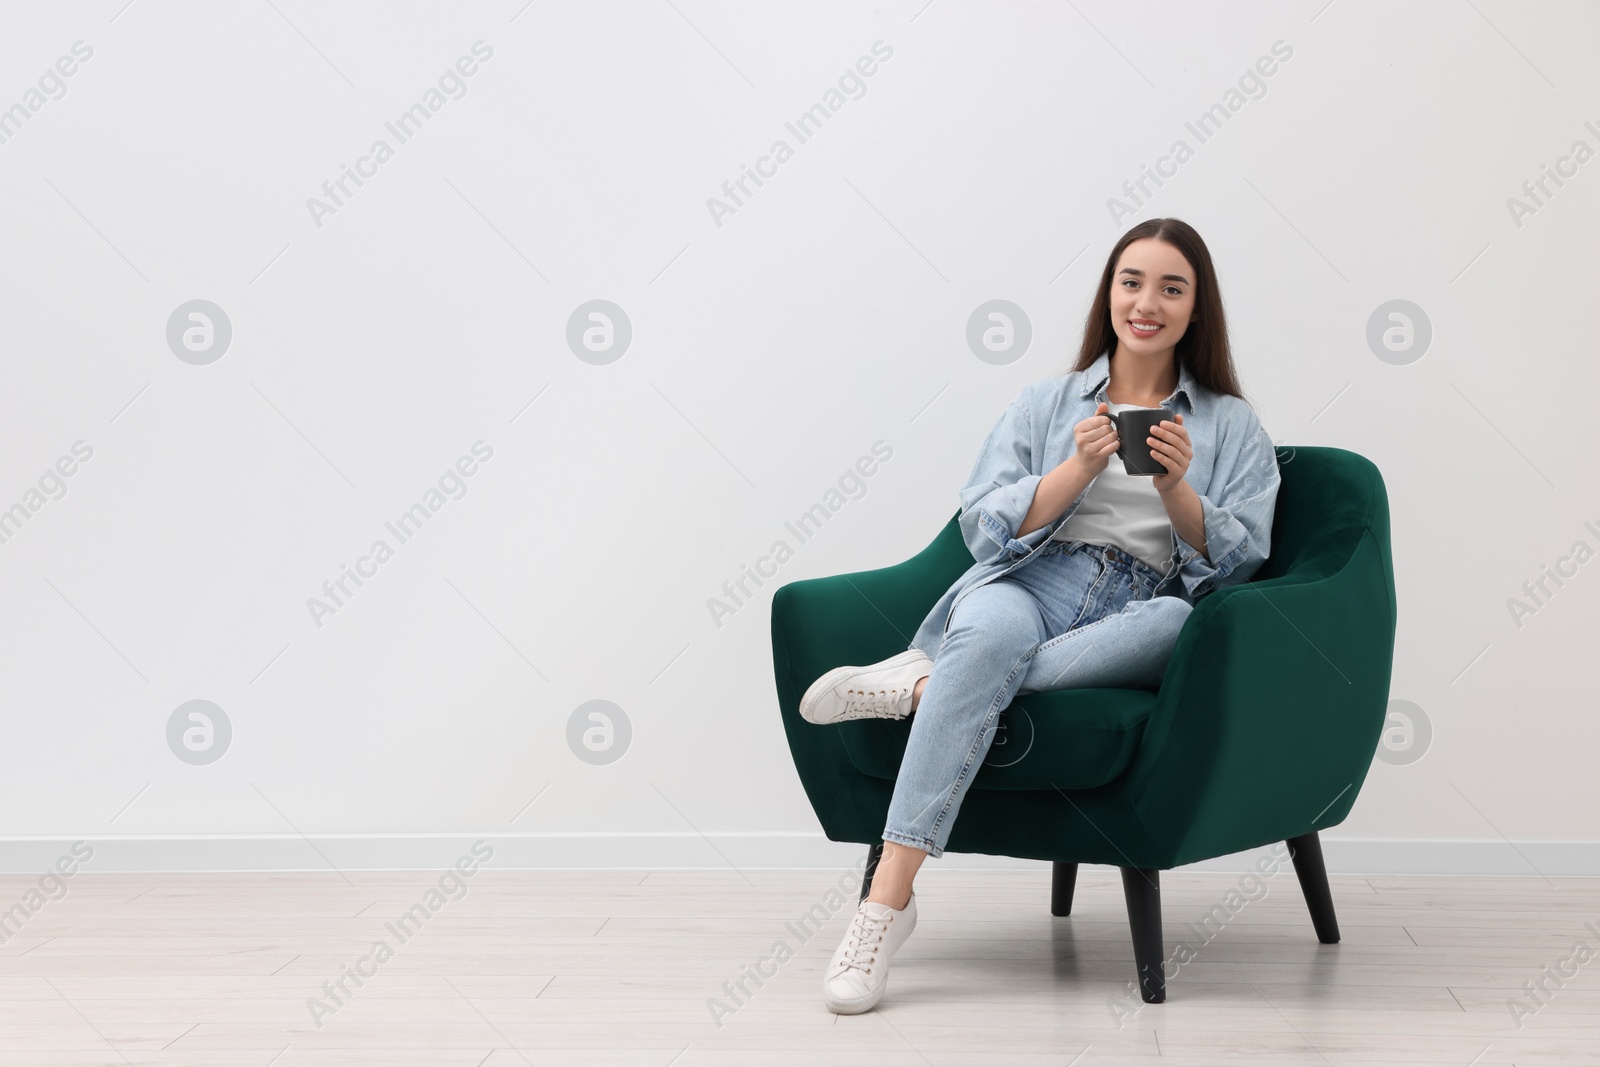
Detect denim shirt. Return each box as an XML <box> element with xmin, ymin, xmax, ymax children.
<box><xmin>908</xmin><ymin>350</ymin><xmax>1282</xmax><ymax>656</ymax></box>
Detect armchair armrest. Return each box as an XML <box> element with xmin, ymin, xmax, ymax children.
<box><xmin>771</xmin><ymin>511</ymin><xmax>972</xmax><ymax>684</ymax></box>
<box><xmin>770</xmin><ymin>512</ymin><xmax>974</xmax><ymax>841</ymax></box>
<box><xmin>1119</xmin><ymin>526</ymin><xmax>1397</xmax><ymax>866</ymax></box>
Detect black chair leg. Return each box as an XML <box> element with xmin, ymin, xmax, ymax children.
<box><xmin>1051</xmin><ymin>861</ymin><xmax>1079</xmax><ymax>916</ymax></box>
<box><xmin>859</xmin><ymin>842</ymin><xmax>884</xmax><ymax>902</ymax></box>
<box><xmin>1286</xmin><ymin>831</ymin><xmax>1341</xmax><ymax>943</ymax></box>
<box><xmin>1119</xmin><ymin>867</ymin><xmax>1165</xmax><ymax>1003</ymax></box>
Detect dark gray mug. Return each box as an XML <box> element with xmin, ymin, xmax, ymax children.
<box><xmin>1104</xmin><ymin>407</ymin><xmax>1175</xmax><ymax>476</ymax></box>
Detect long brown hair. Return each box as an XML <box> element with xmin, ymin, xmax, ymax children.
<box><xmin>1070</xmin><ymin>217</ymin><xmax>1246</xmax><ymax>403</ymax></box>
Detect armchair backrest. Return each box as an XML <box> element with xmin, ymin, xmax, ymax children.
<box><xmin>1254</xmin><ymin>445</ymin><xmax>1392</xmax><ymax>593</ymax></box>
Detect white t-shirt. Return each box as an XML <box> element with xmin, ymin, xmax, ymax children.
<box><xmin>1049</xmin><ymin>402</ymin><xmax>1173</xmax><ymax>572</ymax></box>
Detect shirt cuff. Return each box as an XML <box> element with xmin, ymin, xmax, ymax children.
<box><xmin>973</xmin><ymin>474</ymin><xmax>1044</xmax><ymax>556</ymax></box>
<box><xmin>1174</xmin><ymin>490</ymin><xmax>1251</xmax><ymax>598</ymax></box>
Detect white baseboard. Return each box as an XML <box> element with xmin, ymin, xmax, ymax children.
<box><xmin>2</xmin><ymin>833</ymin><xmax>1597</xmax><ymax>876</ymax></box>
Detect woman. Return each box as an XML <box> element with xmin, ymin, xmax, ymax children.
<box><xmin>798</xmin><ymin>217</ymin><xmax>1283</xmax><ymax>1015</ymax></box>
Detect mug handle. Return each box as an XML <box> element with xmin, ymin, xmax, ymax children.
<box><xmin>1104</xmin><ymin>411</ymin><xmax>1121</xmax><ymax>456</ymax></box>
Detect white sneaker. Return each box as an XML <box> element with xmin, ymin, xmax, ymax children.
<box><xmin>822</xmin><ymin>891</ymin><xmax>918</xmax><ymax>1014</ymax></box>
<box><xmin>799</xmin><ymin>650</ymin><xmax>933</xmax><ymax>725</ymax></box>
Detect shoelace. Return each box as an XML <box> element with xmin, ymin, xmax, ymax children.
<box><xmin>835</xmin><ymin>905</ymin><xmax>892</xmax><ymax>975</ymax></box>
<box><xmin>841</xmin><ymin>684</ymin><xmax>910</xmax><ymax>717</ymax></box>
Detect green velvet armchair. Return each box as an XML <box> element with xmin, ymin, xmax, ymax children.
<box><xmin>770</xmin><ymin>446</ymin><xmax>1397</xmax><ymax>1002</ymax></box>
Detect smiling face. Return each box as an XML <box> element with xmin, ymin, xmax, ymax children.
<box><xmin>1108</xmin><ymin>237</ymin><xmax>1199</xmax><ymax>360</ymax></box>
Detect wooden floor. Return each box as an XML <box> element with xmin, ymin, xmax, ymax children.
<box><xmin>0</xmin><ymin>865</ymin><xmax>1595</xmax><ymax>1065</ymax></box>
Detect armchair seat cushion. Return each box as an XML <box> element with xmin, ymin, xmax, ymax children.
<box><xmin>837</xmin><ymin>686</ymin><xmax>1156</xmax><ymax>792</ymax></box>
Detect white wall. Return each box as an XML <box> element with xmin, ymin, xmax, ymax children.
<box><xmin>2</xmin><ymin>1</ymin><xmax>1596</xmax><ymax>874</ymax></box>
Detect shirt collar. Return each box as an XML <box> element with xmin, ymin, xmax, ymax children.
<box><xmin>1078</xmin><ymin>348</ymin><xmax>1199</xmax><ymax>414</ymax></box>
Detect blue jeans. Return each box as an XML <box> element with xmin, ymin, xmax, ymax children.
<box><xmin>881</xmin><ymin>539</ymin><xmax>1193</xmax><ymax>859</ymax></box>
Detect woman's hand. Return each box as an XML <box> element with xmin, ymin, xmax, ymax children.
<box><xmin>1068</xmin><ymin>402</ymin><xmax>1120</xmax><ymax>478</ymax></box>
<box><xmin>1148</xmin><ymin>414</ymin><xmax>1193</xmax><ymax>494</ymax></box>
